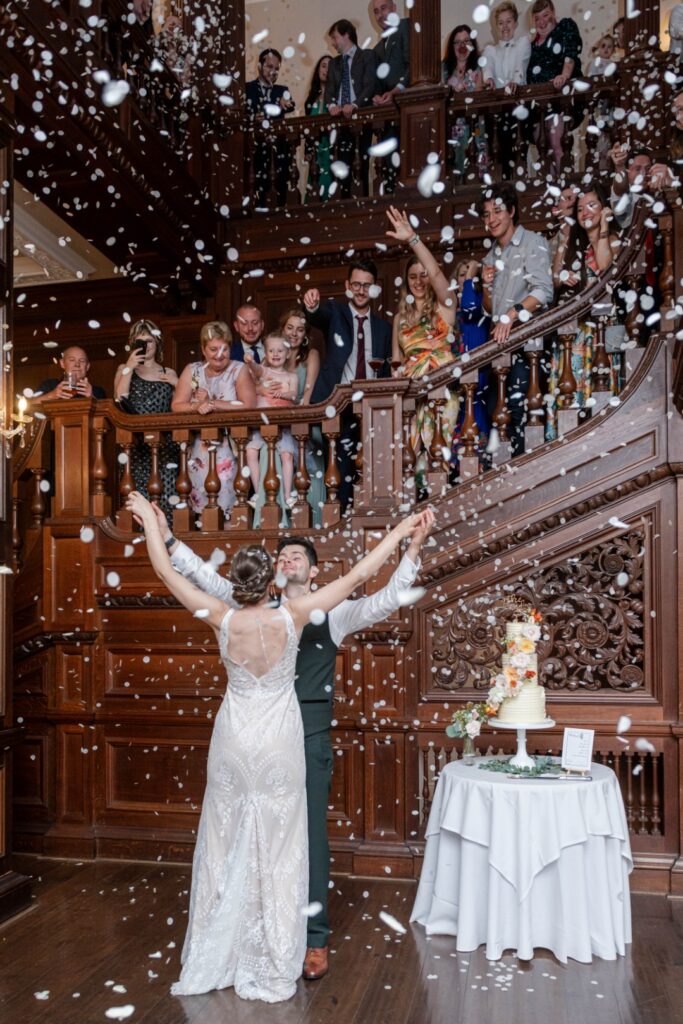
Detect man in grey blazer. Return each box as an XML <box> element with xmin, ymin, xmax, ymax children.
<box><xmin>371</xmin><ymin>1</ymin><xmax>410</xmax><ymax>193</ymax></box>
<box><xmin>325</xmin><ymin>19</ymin><xmax>376</xmax><ymax>197</ymax></box>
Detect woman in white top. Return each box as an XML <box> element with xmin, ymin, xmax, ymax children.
<box><xmin>481</xmin><ymin>1</ymin><xmax>531</xmax><ymax>179</ymax></box>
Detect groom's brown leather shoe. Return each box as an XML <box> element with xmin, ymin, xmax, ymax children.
<box><xmin>303</xmin><ymin>946</ymin><xmax>329</xmax><ymax>980</ymax></box>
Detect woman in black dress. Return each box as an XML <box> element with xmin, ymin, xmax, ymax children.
<box><xmin>527</xmin><ymin>0</ymin><xmax>583</xmax><ymax>176</ymax></box>
<box><xmin>114</xmin><ymin>319</ymin><xmax>179</xmax><ymax>523</ymax></box>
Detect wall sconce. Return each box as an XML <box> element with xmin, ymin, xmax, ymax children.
<box><xmin>1</xmin><ymin>397</ymin><xmax>33</xmax><ymax>456</ymax></box>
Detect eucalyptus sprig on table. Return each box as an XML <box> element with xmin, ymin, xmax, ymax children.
<box><xmin>479</xmin><ymin>756</ymin><xmax>557</xmax><ymax>777</ymax></box>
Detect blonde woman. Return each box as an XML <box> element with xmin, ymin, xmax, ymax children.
<box><xmin>386</xmin><ymin>205</ymin><xmax>459</xmax><ymax>490</ymax></box>
<box><xmin>172</xmin><ymin>320</ymin><xmax>256</xmax><ymax>519</ymax></box>
<box><xmin>481</xmin><ymin>2</ymin><xmax>531</xmax><ymax>179</ymax></box>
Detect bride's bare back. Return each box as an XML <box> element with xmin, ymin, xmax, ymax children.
<box><xmin>224</xmin><ymin>605</ymin><xmax>291</xmax><ymax>679</ymax></box>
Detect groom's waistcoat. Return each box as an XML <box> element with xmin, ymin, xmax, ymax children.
<box><xmin>295</xmin><ymin>618</ymin><xmax>337</xmax><ymax>738</ymax></box>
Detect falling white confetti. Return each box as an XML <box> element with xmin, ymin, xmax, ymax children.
<box><xmin>302</xmin><ymin>901</ymin><xmax>323</xmax><ymax>917</ymax></box>
<box><xmin>80</xmin><ymin>526</ymin><xmax>95</xmax><ymax>543</ymax></box>
<box><xmin>634</xmin><ymin>738</ymin><xmax>655</xmax><ymax>753</ymax></box>
<box><xmin>472</xmin><ymin>4</ymin><xmax>490</xmax><ymax>22</ymax></box>
<box><xmin>608</xmin><ymin>517</ymin><xmax>629</xmax><ymax>530</ymax></box>
<box><xmin>379</xmin><ymin>911</ymin><xmax>407</xmax><ymax>934</ymax></box>
<box><xmin>309</xmin><ymin>609</ymin><xmax>327</xmax><ymax>625</ymax></box>
<box><xmin>105</xmin><ymin>1008</ymin><xmax>135</xmax><ymax>1022</ymax></box>
<box><xmin>417</xmin><ymin>162</ymin><xmax>441</xmax><ymax>197</ymax></box>
<box><xmin>34</xmin><ymin>991</ymin><xmax>50</xmax><ymax>1000</ymax></box>
<box><xmin>368</xmin><ymin>136</ymin><xmax>398</xmax><ymax>158</ymax></box>
<box><xmin>102</xmin><ymin>80</ymin><xmax>130</xmax><ymax>107</ymax></box>
<box><xmin>106</xmin><ymin>572</ymin><xmax>121</xmax><ymax>588</ymax></box>
<box><xmin>616</xmin><ymin>715</ymin><xmax>632</xmax><ymax>735</ymax></box>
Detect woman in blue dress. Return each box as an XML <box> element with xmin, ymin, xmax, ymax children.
<box><xmin>452</xmin><ymin>258</ymin><xmax>491</xmax><ymax>463</ymax></box>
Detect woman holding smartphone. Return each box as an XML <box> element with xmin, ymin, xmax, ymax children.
<box><xmin>114</xmin><ymin>319</ymin><xmax>179</xmax><ymax>523</ymax></box>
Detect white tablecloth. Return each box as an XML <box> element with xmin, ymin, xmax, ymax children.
<box><xmin>410</xmin><ymin>759</ymin><xmax>632</xmax><ymax>963</ymax></box>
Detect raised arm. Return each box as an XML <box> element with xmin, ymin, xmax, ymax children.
<box><xmin>385</xmin><ymin>206</ymin><xmax>455</xmax><ymax>321</ymax></box>
<box><xmin>287</xmin><ymin>510</ymin><xmax>430</xmax><ymax>630</ymax></box>
<box><xmin>126</xmin><ymin>491</ymin><xmax>228</xmax><ymax>632</ymax></box>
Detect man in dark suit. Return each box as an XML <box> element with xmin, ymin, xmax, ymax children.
<box><xmin>231</xmin><ymin>304</ymin><xmax>266</xmax><ymax>363</ymax></box>
<box><xmin>371</xmin><ymin>1</ymin><xmax>410</xmax><ymax>192</ymax></box>
<box><xmin>245</xmin><ymin>48</ymin><xmax>295</xmax><ymax>208</ymax></box>
<box><xmin>303</xmin><ymin>258</ymin><xmax>391</xmax><ymax>510</ymax></box>
<box><xmin>325</xmin><ymin>20</ymin><xmax>376</xmax><ymax>197</ymax></box>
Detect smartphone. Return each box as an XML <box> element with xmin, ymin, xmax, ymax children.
<box><xmin>134</xmin><ymin>343</ymin><xmax>147</xmax><ymax>357</ymax></box>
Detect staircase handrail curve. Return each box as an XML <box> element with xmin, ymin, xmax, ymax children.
<box><xmin>238</xmin><ymin>79</ymin><xmax>619</xmax><ymax>138</ymax></box>
<box><xmin>40</xmin><ymin>376</ymin><xmax>413</xmax><ymax>435</ymax></box>
<box><xmin>407</xmin><ymin>203</ymin><xmax>652</xmax><ymax>400</ymax></box>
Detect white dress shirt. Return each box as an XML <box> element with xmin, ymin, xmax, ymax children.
<box><xmin>341</xmin><ymin>306</ymin><xmax>374</xmax><ymax>383</ymax></box>
<box><xmin>481</xmin><ymin>36</ymin><xmax>531</xmax><ymax>88</ymax></box>
<box><xmin>171</xmin><ymin>541</ymin><xmax>421</xmax><ymax>647</ymax></box>
<box><xmin>669</xmin><ymin>3</ymin><xmax>683</xmax><ymax>56</ymax></box>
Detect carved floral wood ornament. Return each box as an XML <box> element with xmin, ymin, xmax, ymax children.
<box><xmin>430</xmin><ymin>530</ymin><xmax>645</xmax><ymax>694</ymax></box>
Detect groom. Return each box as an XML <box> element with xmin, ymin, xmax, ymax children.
<box><xmin>155</xmin><ymin>506</ymin><xmax>434</xmax><ymax>981</ymax></box>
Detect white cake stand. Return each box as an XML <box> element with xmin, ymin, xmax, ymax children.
<box><xmin>490</xmin><ymin>719</ymin><xmax>556</xmax><ymax>769</ymax></box>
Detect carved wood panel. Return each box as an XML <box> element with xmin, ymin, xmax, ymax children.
<box><xmin>329</xmin><ymin>730</ymin><xmax>364</xmax><ymax>842</ymax></box>
<box><xmin>364</xmin><ymin>733</ymin><xmax>405</xmax><ymax>844</ymax></box>
<box><xmin>427</xmin><ymin>527</ymin><xmax>649</xmax><ymax>698</ymax></box>
<box><xmin>101</xmin><ymin>733</ymin><xmax>209</xmax><ymax>822</ymax></box>
<box><xmin>57</xmin><ymin>725</ymin><xmax>91</xmax><ymax>824</ymax></box>
<box><xmin>48</xmin><ymin>533</ymin><xmax>91</xmax><ymax>630</ymax></box>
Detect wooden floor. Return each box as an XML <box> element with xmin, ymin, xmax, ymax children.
<box><xmin>0</xmin><ymin>857</ymin><xmax>681</xmax><ymax>1024</ymax></box>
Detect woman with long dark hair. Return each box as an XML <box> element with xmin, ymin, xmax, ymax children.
<box><xmin>443</xmin><ymin>24</ymin><xmax>489</xmax><ymax>180</ymax></box>
<box><xmin>548</xmin><ymin>182</ymin><xmax>622</xmax><ymax>429</ymax></box>
<box><xmin>304</xmin><ymin>55</ymin><xmax>332</xmax><ymax>200</ymax></box>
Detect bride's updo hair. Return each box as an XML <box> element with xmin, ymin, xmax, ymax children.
<box><xmin>227</xmin><ymin>545</ymin><xmax>274</xmax><ymax>605</ymax></box>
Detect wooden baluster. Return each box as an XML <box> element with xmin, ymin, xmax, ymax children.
<box><xmin>556</xmin><ymin>334</ymin><xmax>580</xmax><ymax>438</ymax></box>
<box><xmin>557</xmin><ymin>334</ymin><xmax>577</xmax><ymax>408</ymax></box>
<box><xmin>613</xmin><ymin>749</ymin><xmax>622</xmax><ymax>787</ymax></box>
<box><xmin>650</xmin><ymin>751</ymin><xmax>661</xmax><ymax>836</ymax></box>
<box><xmin>489</xmin><ymin>110</ymin><xmax>501</xmax><ymax>175</ymax></box>
<box><xmin>491</xmin><ymin>363</ymin><xmax>512</xmax><ymax>466</ymax></box>
<box><xmin>172</xmin><ymin>435</ymin><xmax>192</xmax><ymax>533</ymax></box>
<box><xmin>116</xmin><ymin>434</ymin><xmax>135</xmax><ymax>531</ymax></box>
<box><xmin>351</xmin><ymin>123</ymin><xmax>364</xmax><ymax>197</ymax></box>
<box><xmin>560</xmin><ymin>108</ymin><xmax>573</xmax><ymax>175</ymax></box>
<box><xmin>307</xmin><ymin>125</ymin><xmax>321</xmax><ymax>200</ymax></box>
<box><xmin>658</xmin><ymin>213</ymin><xmax>674</xmax><ymax>312</ymax></box>
<box><xmin>322</xmin><ymin>417</ymin><xmax>341</xmax><ymax>527</ymax></box>
<box><xmin>458</xmin><ymin>382</ymin><xmax>480</xmax><ymax>481</ymax></box>
<box><xmin>638</xmin><ymin>753</ymin><xmax>649</xmax><ymax>835</ymax></box>
<box><xmin>625</xmin><ymin>751</ymin><xmax>635</xmax><ymax>833</ymax></box>
<box><xmin>146</xmin><ymin>432</ymin><xmax>163</xmax><ymax>506</ymax></box>
<box><xmin>30</xmin><ymin>469</ymin><xmax>46</xmax><ymax>526</ymax></box>
<box><xmin>536</xmin><ymin>110</ymin><xmax>548</xmax><ymax>173</ymax></box>
<box><xmin>260</xmin><ymin>425</ymin><xmax>281</xmax><ymax>530</ymax></box>
<box><xmin>401</xmin><ymin>404</ymin><xmax>416</xmax><ymax>505</ymax></box>
<box><xmin>266</xmin><ymin>138</ymin><xmax>278</xmax><ymax>208</ymax></box>
<box><xmin>286</xmin><ymin>134</ymin><xmax>301</xmax><ymax>207</ymax></box>
<box><xmin>230</xmin><ymin>426</ymin><xmax>251</xmax><ymax>530</ymax></box>
<box><xmin>201</xmin><ymin>441</ymin><xmax>224</xmax><ymax>531</ymax></box>
<box><xmin>524</xmin><ymin>350</ymin><xmax>545</xmax><ymax>451</ymax></box>
<box><xmin>592</xmin><ymin>320</ymin><xmax>611</xmax><ymax>393</ymax></box>
<box><xmin>426</xmin><ymin>399</ymin><xmax>449</xmax><ymax>495</ymax></box>
<box><xmin>91</xmin><ymin>417</ymin><xmax>110</xmax><ymax>517</ymax></box>
<box><xmin>11</xmin><ymin>494</ymin><xmax>22</xmax><ymax>572</ymax></box>
<box><xmin>624</xmin><ymin>272</ymin><xmax>642</xmax><ymax>345</ymax></box>
<box><xmin>372</xmin><ymin>117</ymin><xmax>386</xmax><ymax>196</ymax></box>
<box><xmin>291</xmin><ymin>424</ymin><xmax>312</xmax><ymax>529</ymax></box>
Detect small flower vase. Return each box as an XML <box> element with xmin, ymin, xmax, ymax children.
<box><xmin>462</xmin><ymin>735</ymin><xmax>476</xmax><ymax>765</ymax></box>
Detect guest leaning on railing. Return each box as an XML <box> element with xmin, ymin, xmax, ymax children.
<box><xmin>546</xmin><ymin>182</ymin><xmax>623</xmax><ymax>439</ymax></box>
<box><xmin>452</xmin><ymin>257</ymin><xmax>491</xmax><ymax>460</ymax></box>
<box><xmin>526</xmin><ymin>0</ymin><xmax>583</xmax><ymax>177</ymax></box>
<box><xmin>481</xmin><ymin>2</ymin><xmax>531</xmax><ymax>180</ymax></box>
<box><xmin>114</xmin><ymin>319</ymin><xmax>179</xmax><ymax>525</ymax></box>
<box><xmin>386</xmin><ymin>206</ymin><xmax>459</xmax><ymax>493</ymax></box>
<box><xmin>442</xmin><ymin>25</ymin><xmax>489</xmax><ymax>182</ymax></box>
<box><xmin>304</xmin><ymin>56</ymin><xmax>333</xmax><ymax>201</ymax></box>
<box><xmin>171</xmin><ymin>321</ymin><xmax>257</xmax><ymax>521</ymax></box>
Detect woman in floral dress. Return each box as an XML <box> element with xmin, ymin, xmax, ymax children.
<box><xmin>386</xmin><ymin>206</ymin><xmax>459</xmax><ymax>491</ymax></box>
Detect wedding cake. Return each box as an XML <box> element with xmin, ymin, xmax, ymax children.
<box><xmin>488</xmin><ymin>611</ymin><xmax>546</xmax><ymax>724</ymax></box>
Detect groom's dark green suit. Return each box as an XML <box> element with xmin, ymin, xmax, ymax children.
<box><xmin>171</xmin><ymin>542</ymin><xmax>419</xmax><ymax>949</ymax></box>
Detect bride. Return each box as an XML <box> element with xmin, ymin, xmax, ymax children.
<box><xmin>126</xmin><ymin>491</ymin><xmax>428</xmax><ymax>1003</ymax></box>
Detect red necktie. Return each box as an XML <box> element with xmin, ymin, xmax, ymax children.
<box><xmin>355</xmin><ymin>316</ymin><xmax>367</xmax><ymax>379</ymax></box>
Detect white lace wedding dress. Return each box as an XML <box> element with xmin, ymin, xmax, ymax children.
<box><xmin>171</xmin><ymin>605</ymin><xmax>308</xmax><ymax>1002</ymax></box>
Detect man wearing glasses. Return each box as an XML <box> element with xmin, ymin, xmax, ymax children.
<box><xmin>303</xmin><ymin>259</ymin><xmax>392</xmax><ymax>510</ymax></box>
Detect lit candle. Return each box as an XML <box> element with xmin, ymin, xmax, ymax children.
<box><xmin>17</xmin><ymin>397</ymin><xmax>27</xmax><ymax>421</ymax></box>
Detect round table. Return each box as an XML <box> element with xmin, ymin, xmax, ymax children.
<box><xmin>410</xmin><ymin>758</ymin><xmax>632</xmax><ymax>963</ymax></box>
